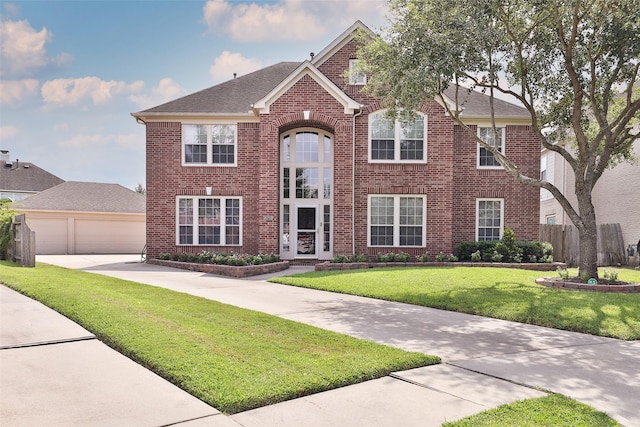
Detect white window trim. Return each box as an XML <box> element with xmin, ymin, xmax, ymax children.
<box><xmin>175</xmin><ymin>195</ymin><xmax>243</xmax><ymax>246</ymax></box>
<box><xmin>368</xmin><ymin>110</ymin><xmax>427</xmax><ymax>164</ymax></box>
<box><xmin>367</xmin><ymin>194</ymin><xmax>426</xmax><ymax>247</ymax></box>
<box><xmin>181</xmin><ymin>124</ymin><xmax>238</xmax><ymax>167</ymax></box>
<box><xmin>475</xmin><ymin>198</ymin><xmax>504</xmax><ymax>241</ymax></box>
<box><xmin>476</xmin><ymin>126</ymin><xmax>505</xmax><ymax>170</ymax></box>
<box><xmin>349</xmin><ymin>59</ymin><xmax>366</xmax><ymax>85</ymax></box>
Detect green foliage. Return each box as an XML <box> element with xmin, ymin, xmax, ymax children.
<box><xmin>454</xmin><ymin>239</ymin><xmax>552</xmax><ymax>263</ymax></box>
<box><xmin>0</xmin><ymin>262</ymin><xmax>438</xmax><ymax>414</ymax></box>
<box><xmin>557</xmin><ymin>266</ymin><xmax>570</xmax><ymax>280</ymax></box>
<box><xmin>158</xmin><ymin>251</ymin><xmax>280</xmax><ymax>266</ymax></box>
<box><xmin>603</xmin><ymin>269</ymin><xmax>619</xmax><ymax>282</ymax></box>
<box><xmin>416</xmin><ymin>253</ymin><xmax>430</xmax><ymax>262</ymax></box>
<box><xmin>358</xmin><ymin>0</ymin><xmax>640</xmax><ymax>279</ymax></box>
<box><xmin>0</xmin><ymin>200</ymin><xmax>16</xmax><ymax>260</ymax></box>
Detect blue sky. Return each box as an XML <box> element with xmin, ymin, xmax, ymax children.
<box><xmin>0</xmin><ymin>0</ymin><xmax>387</xmax><ymax>190</ymax></box>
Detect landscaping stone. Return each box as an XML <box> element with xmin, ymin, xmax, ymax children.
<box><xmin>148</xmin><ymin>259</ymin><xmax>290</xmax><ymax>278</ymax></box>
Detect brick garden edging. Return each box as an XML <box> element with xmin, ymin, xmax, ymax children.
<box><xmin>315</xmin><ymin>261</ymin><xmax>565</xmax><ymax>272</ymax></box>
<box><xmin>148</xmin><ymin>259</ymin><xmax>290</xmax><ymax>278</ymax></box>
<box><xmin>535</xmin><ymin>277</ymin><xmax>640</xmax><ymax>293</ymax></box>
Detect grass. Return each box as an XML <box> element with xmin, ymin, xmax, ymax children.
<box><xmin>270</xmin><ymin>267</ymin><xmax>640</xmax><ymax>340</ymax></box>
<box><xmin>0</xmin><ymin>261</ymin><xmax>438</xmax><ymax>414</ymax></box>
<box><xmin>443</xmin><ymin>394</ymin><xmax>621</xmax><ymax>427</ymax></box>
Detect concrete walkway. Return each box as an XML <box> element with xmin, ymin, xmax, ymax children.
<box><xmin>2</xmin><ymin>255</ymin><xmax>638</xmax><ymax>426</ymax></box>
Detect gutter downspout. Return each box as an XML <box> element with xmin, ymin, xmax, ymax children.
<box><xmin>352</xmin><ymin>107</ymin><xmax>363</xmax><ymax>254</ymax></box>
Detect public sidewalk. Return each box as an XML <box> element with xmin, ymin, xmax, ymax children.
<box><xmin>2</xmin><ymin>255</ymin><xmax>638</xmax><ymax>426</ymax></box>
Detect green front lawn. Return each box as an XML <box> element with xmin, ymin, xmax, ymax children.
<box><xmin>444</xmin><ymin>394</ymin><xmax>621</xmax><ymax>427</ymax></box>
<box><xmin>0</xmin><ymin>261</ymin><xmax>438</xmax><ymax>414</ymax></box>
<box><xmin>271</xmin><ymin>267</ymin><xmax>640</xmax><ymax>340</ymax></box>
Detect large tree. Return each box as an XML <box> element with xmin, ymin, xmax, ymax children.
<box><xmin>358</xmin><ymin>0</ymin><xmax>640</xmax><ymax>278</ymax></box>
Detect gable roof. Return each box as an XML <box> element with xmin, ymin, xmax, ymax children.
<box><xmin>253</xmin><ymin>61</ymin><xmax>361</xmax><ymax>114</ymax></box>
<box><xmin>442</xmin><ymin>87</ymin><xmax>530</xmax><ymax>121</ymax></box>
<box><xmin>0</xmin><ymin>160</ymin><xmax>64</xmax><ymax>192</ymax></box>
<box><xmin>132</xmin><ymin>62</ymin><xmax>301</xmax><ymax>120</ymax></box>
<box><xmin>311</xmin><ymin>20</ymin><xmax>374</xmax><ymax>67</ymax></box>
<box><xmin>16</xmin><ymin>181</ymin><xmax>145</xmax><ymax>214</ymax></box>
<box><xmin>132</xmin><ymin>21</ymin><xmax>530</xmax><ymax>123</ymax></box>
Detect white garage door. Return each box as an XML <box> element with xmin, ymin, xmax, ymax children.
<box><xmin>75</xmin><ymin>219</ymin><xmax>145</xmax><ymax>254</ymax></box>
<box><xmin>27</xmin><ymin>218</ymin><xmax>69</xmax><ymax>255</ymax></box>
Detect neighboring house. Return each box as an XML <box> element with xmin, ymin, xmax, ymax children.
<box><xmin>540</xmin><ymin>141</ymin><xmax>640</xmax><ymax>255</ymax></box>
<box><xmin>0</xmin><ymin>150</ymin><xmax>64</xmax><ymax>201</ymax></box>
<box><xmin>132</xmin><ymin>21</ymin><xmax>540</xmax><ymax>262</ymax></box>
<box><xmin>15</xmin><ymin>182</ymin><xmax>146</xmax><ymax>255</ymax></box>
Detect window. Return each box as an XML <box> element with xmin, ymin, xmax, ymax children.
<box><xmin>369</xmin><ymin>111</ymin><xmax>426</xmax><ymax>163</ymax></box>
<box><xmin>349</xmin><ymin>59</ymin><xmax>366</xmax><ymax>85</ymax></box>
<box><xmin>546</xmin><ymin>215</ymin><xmax>556</xmax><ymax>225</ymax></box>
<box><xmin>368</xmin><ymin>195</ymin><xmax>425</xmax><ymax>247</ymax></box>
<box><xmin>477</xmin><ymin>127</ymin><xmax>504</xmax><ymax>168</ymax></box>
<box><xmin>177</xmin><ymin>196</ymin><xmax>241</xmax><ymax>245</ymax></box>
<box><xmin>476</xmin><ymin>198</ymin><xmax>503</xmax><ymax>241</ymax></box>
<box><xmin>540</xmin><ymin>153</ymin><xmax>554</xmax><ymax>200</ymax></box>
<box><xmin>182</xmin><ymin>124</ymin><xmax>237</xmax><ymax>166</ymax></box>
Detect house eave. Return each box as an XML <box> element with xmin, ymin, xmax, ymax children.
<box><xmin>131</xmin><ymin>112</ymin><xmax>259</xmax><ymax>123</ymax></box>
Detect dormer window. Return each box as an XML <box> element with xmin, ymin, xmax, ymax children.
<box><xmin>349</xmin><ymin>59</ymin><xmax>366</xmax><ymax>85</ymax></box>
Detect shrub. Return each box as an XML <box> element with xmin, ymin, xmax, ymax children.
<box><xmin>435</xmin><ymin>252</ymin><xmax>448</xmax><ymax>262</ymax></box>
<box><xmin>448</xmin><ymin>254</ymin><xmax>458</xmax><ymax>262</ymax></box>
<box><xmin>331</xmin><ymin>255</ymin><xmax>350</xmax><ymax>263</ymax></box>
<box><xmin>350</xmin><ymin>254</ymin><xmax>368</xmax><ymax>263</ymax></box>
<box><xmin>603</xmin><ymin>269</ymin><xmax>619</xmax><ymax>281</ymax></box>
<box><xmin>471</xmin><ymin>250</ymin><xmax>481</xmax><ymax>262</ymax></box>
<box><xmin>557</xmin><ymin>266</ymin><xmax>570</xmax><ymax>279</ymax></box>
<box><xmin>416</xmin><ymin>253</ymin><xmax>430</xmax><ymax>262</ymax></box>
<box><xmin>395</xmin><ymin>252</ymin><xmax>410</xmax><ymax>262</ymax></box>
<box><xmin>491</xmin><ymin>251</ymin><xmax>503</xmax><ymax>262</ymax></box>
<box><xmin>0</xmin><ymin>199</ymin><xmax>15</xmax><ymax>260</ymax></box>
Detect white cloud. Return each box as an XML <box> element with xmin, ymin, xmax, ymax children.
<box><xmin>0</xmin><ymin>19</ymin><xmax>72</xmax><ymax>78</ymax></box>
<box><xmin>2</xmin><ymin>2</ymin><xmax>21</xmax><ymax>17</ymax></box>
<box><xmin>204</xmin><ymin>0</ymin><xmax>324</xmax><ymax>42</ymax></box>
<box><xmin>0</xmin><ymin>79</ymin><xmax>39</xmax><ymax>106</ymax></box>
<box><xmin>0</xmin><ymin>125</ymin><xmax>19</xmax><ymax>140</ymax></box>
<box><xmin>209</xmin><ymin>51</ymin><xmax>262</xmax><ymax>83</ymax></box>
<box><xmin>129</xmin><ymin>78</ymin><xmax>187</xmax><ymax>109</ymax></box>
<box><xmin>203</xmin><ymin>0</ymin><xmax>387</xmax><ymax>42</ymax></box>
<box><xmin>59</xmin><ymin>133</ymin><xmax>141</xmax><ymax>149</ymax></box>
<box><xmin>41</xmin><ymin>77</ymin><xmax>143</xmax><ymax>107</ymax></box>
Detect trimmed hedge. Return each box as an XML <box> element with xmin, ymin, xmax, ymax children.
<box><xmin>454</xmin><ymin>239</ymin><xmax>553</xmax><ymax>263</ymax></box>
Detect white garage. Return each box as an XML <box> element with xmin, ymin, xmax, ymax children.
<box><xmin>16</xmin><ymin>182</ymin><xmax>146</xmax><ymax>255</ymax></box>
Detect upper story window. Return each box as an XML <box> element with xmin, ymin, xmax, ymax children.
<box><xmin>477</xmin><ymin>127</ymin><xmax>504</xmax><ymax>168</ymax></box>
<box><xmin>182</xmin><ymin>124</ymin><xmax>237</xmax><ymax>166</ymax></box>
<box><xmin>369</xmin><ymin>110</ymin><xmax>426</xmax><ymax>163</ymax></box>
<box><xmin>349</xmin><ymin>59</ymin><xmax>366</xmax><ymax>85</ymax></box>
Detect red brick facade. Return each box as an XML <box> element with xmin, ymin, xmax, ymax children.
<box><xmin>140</xmin><ymin>27</ymin><xmax>540</xmax><ymax>260</ymax></box>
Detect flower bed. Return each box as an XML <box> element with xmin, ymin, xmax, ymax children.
<box><xmin>315</xmin><ymin>261</ymin><xmax>565</xmax><ymax>272</ymax></box>
<box><xmin>148</xmin><ymin>259</ymin><xmax>290</xmax><ymax>278</ymax></box>
<box><xmin>535</xmin><ymin>277</ymin><xmax>640</xmax><ymax>293</ymax></box>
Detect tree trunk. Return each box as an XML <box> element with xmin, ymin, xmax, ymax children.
<box><xmin>577</xmin><ymin>199</ymin><xmax>599</xmax><ymax>279</ymax></box>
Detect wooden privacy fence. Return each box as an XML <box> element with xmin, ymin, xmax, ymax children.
<box><xmin>11</xmin><ymin>214</ymin><xmax>35</xmax><ymax>267</ymax></box>
<box><xmin>539</xmin><ymin>223</ymin><xmax>626</xmax><ymax>267</ymax></box>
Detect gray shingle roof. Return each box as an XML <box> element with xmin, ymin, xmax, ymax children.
<box><xmin>444</xmin><ymin>86</ymin><xmax>530</xmax><ymax>119</ymax></box>
<box><xmin>136</xmin><ymin>62</ymin><xmax>301</xmax><ymax>115</ymax></box>
<box><xmin>16</xmin><ymin>181</ymin><xmax>145</xmax><ymax>213</ymax></box>
<box><xmin>0</xmin><ymin>161</ymin><xmax>64</xmax><ymax>192</ymax></box>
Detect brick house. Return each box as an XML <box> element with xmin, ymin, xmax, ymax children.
<box><xmin>132</xmin><ymin>21</ymin><xmax>540</xmax><ymax>262</ymax></box>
